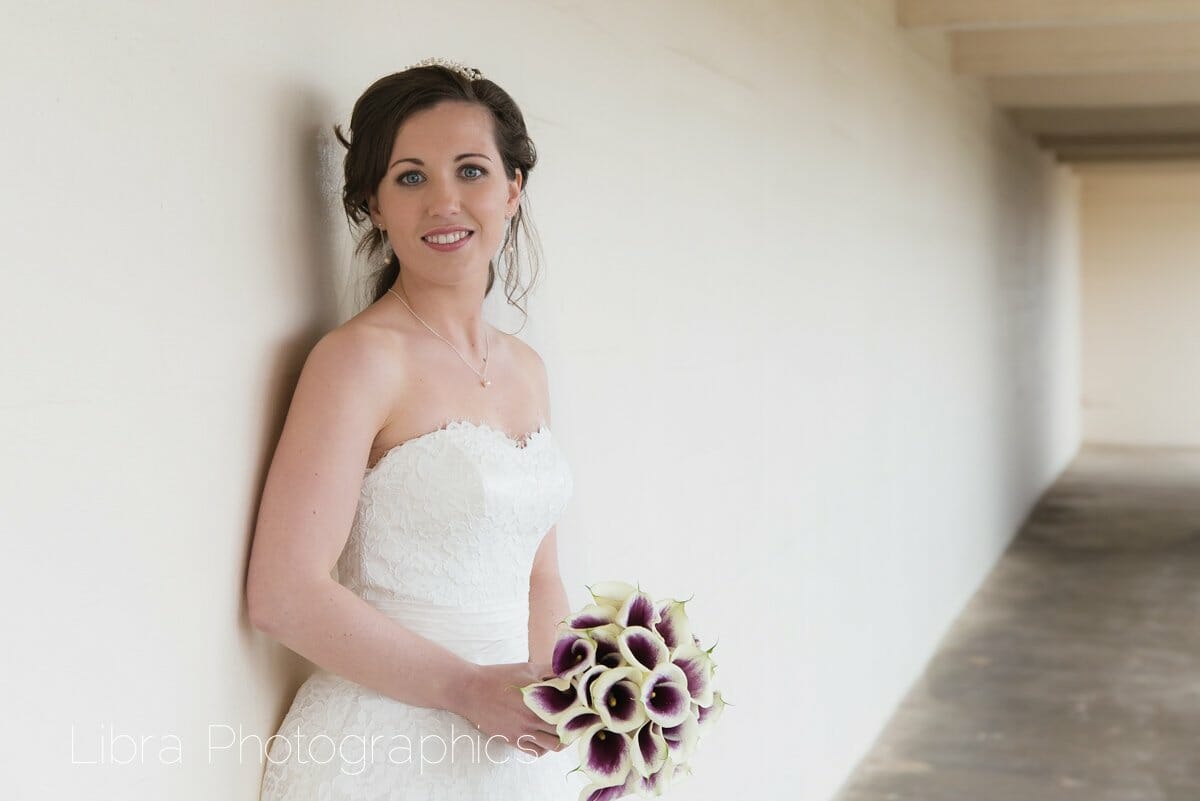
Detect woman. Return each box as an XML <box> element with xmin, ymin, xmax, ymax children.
<box><xmin>246</xmin><ymin>59</ymin><xmax>583</xmax><ymax>799</ymax></box>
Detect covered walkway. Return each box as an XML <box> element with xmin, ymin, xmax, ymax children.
<box><xmin>838</xmin><ymin>445</ymin><xmax>1200</xmax><ymax>800</ymax></box>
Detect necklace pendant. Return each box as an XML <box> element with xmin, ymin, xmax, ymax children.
<box><xmin>482</xmin><ymin>378</ymin><xmax>491</xmax><ymax>387</ymax></box>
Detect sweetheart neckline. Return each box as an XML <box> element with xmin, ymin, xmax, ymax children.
<box><xmin>364</xmin><ymin>418</ymin><xmax>551</xmax><ymax>476</ymax></box>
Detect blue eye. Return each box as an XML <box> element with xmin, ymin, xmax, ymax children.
<box><xmin>396</xmin><ymin>165</ymin><xmax>487</xmax><ymax>186</ymax></box>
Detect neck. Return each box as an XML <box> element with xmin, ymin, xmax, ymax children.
<box><xmin>388</xmin><ymin>273</ymin><xmax>489</xmax><ymax>351</ymax></box>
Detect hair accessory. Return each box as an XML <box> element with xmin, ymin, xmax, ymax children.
<box><xmin>403</xmin><ymin>57</ymin><xmax>484</xmax><ymax>82</ymax></box>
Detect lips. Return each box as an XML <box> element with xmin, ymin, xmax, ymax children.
<box><xmin>422</xmin><ymin>230</ymin><xmax>473</xmax><ymax>244</ymax></box>
<box><xmin>421</xmin><ymin>230</ymin><xmax>474</xmax><ymax>251</ymax></box>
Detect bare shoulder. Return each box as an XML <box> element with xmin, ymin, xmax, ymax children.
<box><xmin>496</xmin><ymin>329</ymin><xmax>553</xmax><ymax>421</ymax></box>
<box><xmin>499</xmin><ymin>330</ymin><xmax>548</xmax><ymax>386</ymax></box>
<box><xmin>307</xmin><ymin>318</ymin><xmax>401</xmax><ymax>395</ymax></box>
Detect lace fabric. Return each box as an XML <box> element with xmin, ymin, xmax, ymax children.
<box><xmin>259</xmin><ymin>420</ymin><xmax>583</xmax><ymax>800</ymax></box>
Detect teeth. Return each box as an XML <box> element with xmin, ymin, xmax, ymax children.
<box><xmin>424</xmin><ymin>231</ymin><xmax>470</xmax><ymax>245</ymax></box>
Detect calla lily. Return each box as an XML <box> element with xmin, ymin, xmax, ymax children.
<box><xmin>552</xmin><ymin>627</ymin><xmax>597</xmax><ymax>680</ymax></box>
<box><xmin>567</xmin><ymin>603</ymin><xmax>618</xmax><ymax>630</ymax></box>
<box><xmin>629</xmin><ymin>754</ymin><xmax>675</xmax><ymax>796</ymax></box>
<box><xmin>617</xmin><ymin>625</ymin><xmax>670</xmax><ymax>673</ymax></box>
<box><xmin>577</xmin><ymin>722</ymin><xmax>633</xmax><ymax>787</ymax></box>
<box><xmin>616</xmin><ymin>589</ymin><xmax>661</xmax><ymax>631</ymax></box>
<box><xmin>587</xmin><ymin>581</ymin><xmax>639</xmax><ymax>609</ymax></box>
<box><xmin>589</xmin><ymin>624</ymin><xmax>625</xmax><ymax>669</ymax></box>
<box><xmin>575</xmin><ymin>663</ymin><xmax>610</xmax><ymax>709</ymax></box>
<box><xmin>639</xmin><ymin>663</ymin><xmax>692</xmax><ymax>728</ymax></box>
<box><xmin>696</xmin><ymin>690</ymin><xmax>726</xmax><ymax>735</ymax></box>
<box><xmin>669</xmin><ymin>642</ymin><xmax>714</xmax><ymax>706</ymax></box>
<box><xmin>578</xmin><ymin>771</ymin><xmax>637</xmax><ymax>801</ymax></box>
<box><xmin>627</xmin><ymin>720</ymin><xmax>669</xmax><ymax>780</ymax></box>
<box><xmin>589</xmin><ymin>666</ymin><xmax>648</xmax><ymax>734</ymax></box>
<box><xmin>521</xmin><ymin>676</ymin><xmax>581</xmax><ymax>726</ymax></box>
<box><xmin>653</xmin><ymin>598</ymin><xmax>694</xmax><ymax>651</ymax></box>
<box><xmin>661</xmin><ymin>710</ymin><xmax>700</xmax><ymax>764</ymax></box>
<box><xmin>557</xmin><ymin>705</ymin><xmax>603</xmax><ymax>745</ymax></box>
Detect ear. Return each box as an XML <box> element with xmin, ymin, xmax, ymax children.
<box><xmin>368</xmin><ymin>192</ymin><xmax>383</xmax><ymax>228</ymax></box>
<box><xmin>507</xmin><ymin>168</ymin><xmax>523</xmax><ymax>215</ymax></box>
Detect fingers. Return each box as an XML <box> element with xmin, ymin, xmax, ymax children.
<box><xmin>515</xmin><ymin>734</ymin><xmax>548</xmax><ymax>757</ymax></box>
<box><xmin>532</xmin><ymin>728</ymin><xmax>563</xmax><ymax>754</ymax></box>
<box><xmin>511</xmin><ymin>723</ymin><xmax>561</xmax><ymax>757</ymax></box>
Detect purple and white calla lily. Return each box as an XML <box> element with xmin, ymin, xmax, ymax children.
<box><xmin>588</xmin><ymin>623</ymin><xmax>625</xmax><ymax>669</ymax></box>
<box><xmin>551</xmin><ymin>626</ymin><xmax>597</xmax><ymax>681</ymax></box>
<box><xmin>578</xmin><ymin>772</ymin><xmax>638</xmax><ymax>801</ymax></box>
<box><xmin>661</xmin><ymin>707</ymin><xmax>701</xmax><ymax>763</ymax></box>
<box><xmin>567</xmin><ymin>603</ymin><xmax>618</xmax><ymax>630</ymax></box>
<box><xmin>557</xmin><ymin>705</ymin><xmax>603</xmax><ymax>746</ymax></box>
<box><xmin>669</xmin><ymin>642</ymin><xmax>715</xmax><ymax>707</ymax></box>
<box><xmin>696</xmin><ymin>690</ymin><xmax>726</xmax><ymax>736</ymax></box>
<box><xmin>577</xmin><ymin>721</ymin><xmax>633</xmax><ymax>787</ymax></box>
<box><xmin>575</xmin><ymin>663</ymin><xmax>610</xmax><ymax>709</ymax></box>
<box><xmin>617</xmin><ymin>625</ymin><xmax>671</xmax><ymax>674</ymax></box>
<box><xmin>639</xmin><ymin>662</ymin><xmax>692</xmax><ymax>728</ymax></box>
<box><xmin>587</xmin><ymin>581</ymin><xmax>639</xmax><ymax>609</ymax></box>
<box><xmin>653</xmin><ymin>598</ymin><xmax>694</xmax><ymax>651</ymax></box>
<box><xmin>616</xmin><ymin>589</ymin><xmax>662</xmax><ymax>631</ymax></box>
<box><xmin>628</xmin><ymin>719</ymin><xmax>669</xmax><ymax>780</ymax></box>
<box><xmin>520</xmin><ymin>676</ymin><xmax>583</xmax><ymax>726</ymax></box>
<box><xmin>629</xmin><ymin>755</ymin><xmax>676</xmax><ymax>796</ymax></box>
<box><xmin>588</xmin><ymin>666</ymin><xmax>647</xmax><ymax>734</ymax></box>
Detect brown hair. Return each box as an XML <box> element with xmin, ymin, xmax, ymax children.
<box><xmin>332</xmin><ymin>64</ymin><xmax>543</xmax><ymax>326</ymax></box>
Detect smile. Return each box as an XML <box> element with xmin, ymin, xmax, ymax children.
<box><xmin>422</xmin><ymin>231</ymin><xmax>473</xmax><ymax>251</ymax></box>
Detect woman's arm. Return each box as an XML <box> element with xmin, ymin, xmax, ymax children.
<box><xmin>528</xmin><ymin>526</ymin><xmax>570</xmax><ymax>664</ymax></box>
<box><xmin>522</xmin><ymin>344</ymin><xmax>570</xmax><ymax>664</ymax></box>
<box><xmin>245</xmin><ymin>328</ymin><xmax>476</xmax><ymax>716</ymax></box>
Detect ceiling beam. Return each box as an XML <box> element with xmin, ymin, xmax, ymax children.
<box><xmin>1008</xmin><ymin>105</ymin><xmax>1200</xmax><ymax>137</ymax></box>
<box><xmin>898</xmin><ymin>0</ymin><xmax>1200</xmax><ymax>30</ymax></box>
<box><xmin>952</xmin><ymin>22</ymin><xmax>1200</xmax><ymax>75</ymax></box>
<box><xmin>989</xmin><ymin>72</ymin><xmax>1200</xmax><ymax>107</ymax></box>
<box><xmin>1041</xmin><ymin>133</ymin><xmax>1200</xmax><ymax>162</ymax></box>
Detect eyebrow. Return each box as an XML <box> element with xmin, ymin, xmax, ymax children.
<box><xmin>388</xmin><ymin>152</ymin><xmax>493</xmax><ymax>170</ymax></box>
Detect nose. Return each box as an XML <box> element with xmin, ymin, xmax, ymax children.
<box><xmin>426</xmin><ymin>175</ymin><xmax>462</xmax><ymax>218</ymax></box>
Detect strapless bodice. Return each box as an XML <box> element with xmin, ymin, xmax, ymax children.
<box><xmin>334</xmin><ymin>418</ymin><xmax>573</xmax><ymax>645</ymax></box>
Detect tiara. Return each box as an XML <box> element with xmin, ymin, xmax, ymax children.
<box><xmin>403</xmin><ymin>57</ymin><xmax>484</xmax><ymax>82</ymax></box>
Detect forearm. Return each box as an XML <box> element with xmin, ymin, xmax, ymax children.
<box><xmin>253</xmin><ymin>578</ymin><xmax>476</xmax><ymax>716</ymax></box>
<box><xmin>528</xmin><ymin>572</ymin><xmax>570</xmax><ymax>665</ymax></box>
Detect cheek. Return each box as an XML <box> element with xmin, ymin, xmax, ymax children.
<box><xmin>381</xmin><ymin>191</ymin><xmax>421</xmax><ymax>224</ymax></box>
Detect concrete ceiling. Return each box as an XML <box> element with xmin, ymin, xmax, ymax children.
<box><xmin>897</xmin><ymin>0</ymin><xmax>1200</xmax><ymax>163</ymax></box>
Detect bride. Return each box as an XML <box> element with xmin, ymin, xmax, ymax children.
<box><xmin>245</xmin><ymin>59</ymin><xmax>582</xmax><ymax>799</ymax></box>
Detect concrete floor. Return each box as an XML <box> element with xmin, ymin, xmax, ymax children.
<box><xmin>835</xmin><ymin>444</ymin><xmax>1200</xmax><ymax>801</ymax></box>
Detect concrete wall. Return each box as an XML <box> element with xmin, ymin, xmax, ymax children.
<box><xmin>2</xmin><ymin>1</ymin><xmax>1079</xmax><ymax>799</ymax></box>
<box><xmin>1079</xmin><ymin>163</ymin><xmax>1200</xmax><ymax>447</ymax></box>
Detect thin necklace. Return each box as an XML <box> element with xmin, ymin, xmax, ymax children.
<box><xmin>386</xmin><ymin>288</ymin><xmax>492</xmax><ymax>387</ymax></box>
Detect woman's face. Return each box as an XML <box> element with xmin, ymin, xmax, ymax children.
<box><xmin>369</xmin><ymin>100</ymin><xmax>522</xmax><ymax>288</ymax></box>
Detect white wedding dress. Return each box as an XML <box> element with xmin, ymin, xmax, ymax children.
<box><xmin>259</xmin><ymin>419</ymin><xmax>587</xmax><ymax>801</ymax></box>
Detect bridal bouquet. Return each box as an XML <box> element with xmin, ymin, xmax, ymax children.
<box><xmin>520</xmin><ymin>581</ymin><xmax>727</xmax><ymax>801</ymax></box>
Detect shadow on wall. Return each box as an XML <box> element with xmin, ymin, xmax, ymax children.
<box><xmin>237</xmin><ymin>83</ymin><xmax>348</xmax><ymax>723</ymax></box>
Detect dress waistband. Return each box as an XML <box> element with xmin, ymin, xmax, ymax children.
<box><xmin>365</xmin><ymin>596</ymin><xmax>530</xmax><ymax>664</ymax></box>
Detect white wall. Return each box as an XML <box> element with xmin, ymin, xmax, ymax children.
<box><xmin>2</xmin><ymin>2</ymin><xmax>1079</xmax><ymax>799</ymax></box>
<box><xmin>1079</xmin><ymin>163</ymin><xmax>1200</xmax><ymax>447</ymax></box>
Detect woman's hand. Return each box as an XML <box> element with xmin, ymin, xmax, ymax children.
<box><xmin>452</xmin><ymin>662</ymin><xmax>567</xmax><ymax>758</ymax></box>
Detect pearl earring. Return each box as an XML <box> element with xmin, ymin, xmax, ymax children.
<box><xmin>503</xmin><ymin>212</ymin><xmax>515</xmax><ymax>262</ymax></box>
<box><xmin>378</xmin><ymin>226</ymin><xmax>392</xmax><ymax>266</ymax></box>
